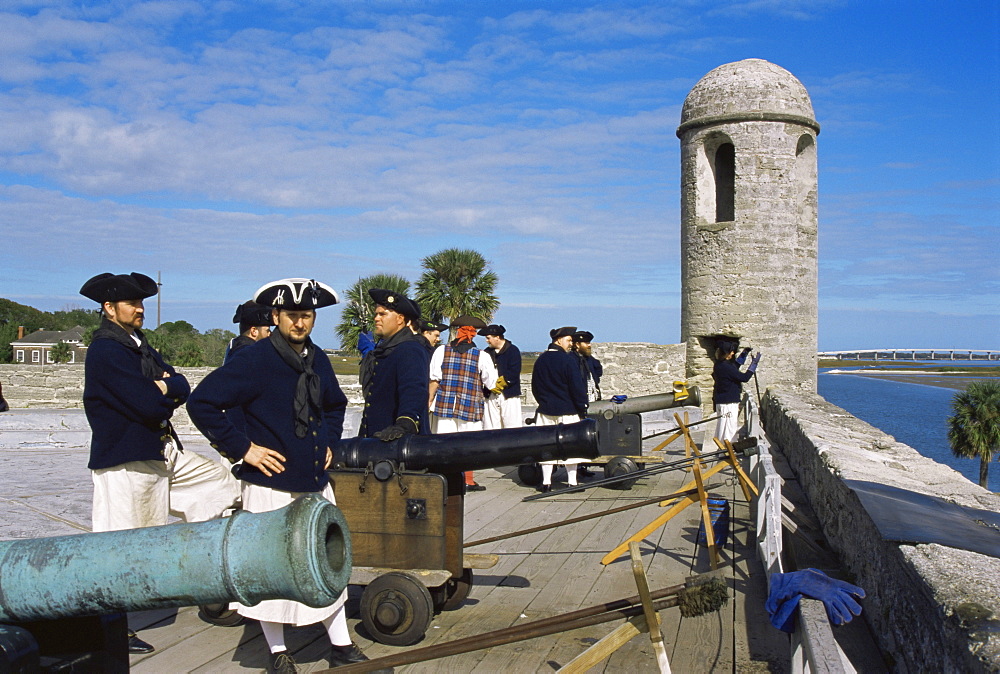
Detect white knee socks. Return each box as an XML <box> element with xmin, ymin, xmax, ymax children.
<box><xmin>322</xmin><ymin>607</ymin><xmax>352</xmax><ymax>647</ymax></box>
<box><xmin>259</xmin><ymin>620</ymin><xmax>286</xmax><ymax>654</ymax></box>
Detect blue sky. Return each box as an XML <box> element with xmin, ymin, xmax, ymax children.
<box><xmin>1</xmin><ymin>1</ymin><xmax>997</xmax><ymax>351</ymax></box>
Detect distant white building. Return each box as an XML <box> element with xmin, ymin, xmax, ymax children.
<box><xmin>11</xmin><ymin>326</ymin><xmax>87</xmax><ymax>365</ymax></box>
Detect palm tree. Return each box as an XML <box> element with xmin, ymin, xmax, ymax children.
<box><xmin>335</xmin><ymin>273</ymin><xmax>410</xmax><ymax>354</ymax></box>
<box><xmin>947</xmin><ymin>380</ymin><xmax>1000</xmax><ymax>489</ymax></box>
<box><xmin>414</xmin><ymin>248</ymin><xmax>500</xmax><ymax>328</ymax></box>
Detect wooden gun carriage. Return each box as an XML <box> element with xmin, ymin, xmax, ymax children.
<box><xmin>329</xmin><ymin>420</ymin><xmax>599</xmax><ymax>645</ymax></box>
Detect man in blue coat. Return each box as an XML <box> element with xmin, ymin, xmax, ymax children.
<box><xmin>80</xmin><ymin>271</ymin><xmax>240</xmax><ymax>654</ymax></box>
<box><xmin>572</xmin><ymin>330</ymin><xmax>603</xmax><ymax>402</ymax></box>
<box><xmin>188</xmin><ymin>278</ymin><xmax>372</xmax><ymax>672</ymax></box>
<box><xmin>531</xmin><ymin>326</ymin><xmax>589</xmax><ymax>492</ymax></box>
<box><xmin>224</xmin><ymin>299</ymin><xmax>273</xmax><ymax>363</ymax></box>
<box><xmin>479</xmin><ymin>324</ymin><xmax>523</xmax><ymax>430</ymax></box>
<box><xmin>358</xmin><ymin>288</ymin><xmax>430</xmax><ymax>440</ymax></box>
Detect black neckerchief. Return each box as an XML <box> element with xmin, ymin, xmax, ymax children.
<box><xmin>545</xmin><ymin>343</ymin><xmax>562</xmax><ymax>353</ymax></box>
<box><xmin>450</xmin><ymin>338</ymin><xmax>476</xmax><ymax>354</ymax></box>
<box><xmin>360</xmin><ymin>328</ymin><xmax>415</xmax><ymax>400</ymax></box>
<box><xmin>92</xmin><ymin>317</ymin><xmax>160</xmax><ymax>381</ymax></box>
<box><xmin>269</xmin><ymin>330</ymin><xmax>320</xmax><ymax>439</ymax></box>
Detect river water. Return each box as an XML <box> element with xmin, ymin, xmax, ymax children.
<box><xmin>817</xmin><ymin>361</ymin><xmax>999</xmax><ymax>493</ymax></box>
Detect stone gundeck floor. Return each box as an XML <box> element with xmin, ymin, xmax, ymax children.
<box><xmin>0</xmin><ymin>409</ymin><xmax>787</xmax><ymax>672</ymax></box>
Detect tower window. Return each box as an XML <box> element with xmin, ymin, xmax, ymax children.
<box><xmin>714</xmin><ymin>143</ymin><xmax>735</xmax><ymax>222</ymax></box>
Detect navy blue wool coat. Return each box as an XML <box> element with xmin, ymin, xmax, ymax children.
<box><xmin>531</xmin><ymin>345</ymin><xmax>588</xmax><ymax>418</ymax></box>
<box><xmin>359</xmin><ymin>337</ymin><xmax>430</xmax><ymax>437</ymax></box>
<box><xmin>84</xmin><ymin>336</ymin><xmax>190</xmax><ymax>470</ymax></box>
<box><xmin>486</xmin><ymin>341</ymin><xmax>522</xmax><ymax>399</ymax></box>
<box><xmin>187</xmin><ymin>338</ymin><xmax>347</xmax><ymax>493</ymax></box>
<box><xmin>712</xmin><ymin>359</ymin><xmax>755</xmax><ymax>405</ymax></box>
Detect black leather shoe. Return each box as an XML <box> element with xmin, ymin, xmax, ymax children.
<box><xmin>127</xmin><ymin>631</ymin><xmax>154</xmax><ymax>654</ymax></box>
<box><xmin>329</xmin><ymin>643</ymin><xmax>369</xmax><ymax>666</ymax></box>
<box><xmin>466</xmin><ymin>483</ymin><xmax>486</xmax><ymax>492</ymax></box>
<box><xmin>538</xmin><ymin>484</ymin><xmax>551</xmax><ymax>493</ymax></box>
<box><xmin>269</xmin><ymin>650</ymin><xmax>298</xmax><ymax>674</ymax></box>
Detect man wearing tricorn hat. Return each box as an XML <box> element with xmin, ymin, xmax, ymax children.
<box><xmin>428</xmin><ymin>314</ymin><xmax>498</xmax><ymax>491</ymax></box>
<box><xmin>531</xmin><ymin>326</ymin><xmax>589</xmax><ymax>492</ymax></box>
<box><xmin>187</xmin><ymin>279</ymin><xmax>373</xmax><ymax>672</ymax></box>
<box><xmin>358</xmin><ymin>288</ymin><xmax>430</xmax><ymax>440</ymax></box>
<box><xmin>572</xmin><ymin>330</ymin><xmax>603</xmax><ymax>403</ymax></box>
<box><xmin>224</xmin><ymin>299</ymin><xmax>273</xmax><ymax>363</ymax></box>
<box><xmin>479</xmin><ymin>324</ymin><xmax>523</xmax><ymax>430</ymax></box>
<box><xmin>79</xmin><ymin>271</ymin><xmax>240</xmax><ymax>654</ymax></box>
<box><xmin>712</xmin><ymin>338</ymin><xmax>761</xmax><ymax>443</ymax></box>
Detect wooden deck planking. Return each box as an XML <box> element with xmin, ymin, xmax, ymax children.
<box><xmin>19</xmin><ymin>438</ymin><xmax>772</xmax><ymax>673</ymax></box>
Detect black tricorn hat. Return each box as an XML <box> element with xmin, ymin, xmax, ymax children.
<box><xmin>715</xmin><ymin>338</ymin><xmax>739</xmax><ymax>355</ymax></box>
<box><xmin>80</xmin><ymin>272</ymin><xmax>158</xmax><ymax>304</ymax></box>
<box><xmin>478</xmin><ymin>324</ymin><xmax>506</xmax><ymax>337</ymax></box>
<box><xmin>550</xmin><ymin>326</ymin><xmax>577</xmax><ymax>341</ymax></box>
<box><xmin>233</xmin><ymin>300</ymin><xmax>273</xmax><ymax>329</ymax></box>
<box><xmin>572</xmin><ymin>330</ymin><xmax>594</xmax><ymax>343</ymax></box>
<box><xmin>254</xmin><ymin>278</ymin><xmax>339</xmax><ymax>310</ymax></box>
<box><xmin>368</xmin><ymin>288</ymin><xmax>422</xmax><ymax>320</ymax></box>
<box><xmin>450</xmin><ymin>315</ymin><xmax>487</xmax><ymax>329</ymax></box>
<box><xmin>421</xmin><ymin>320</ymin><xmax>448</xmax><ymax>332</ymax></box>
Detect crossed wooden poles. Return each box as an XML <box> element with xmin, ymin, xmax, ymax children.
<box><xmin>600</xmin><ymin>413</ymin><xmax>759</xmax><ymax>569</ymax></box>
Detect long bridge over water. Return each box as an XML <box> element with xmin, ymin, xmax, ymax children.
<box><xmin>819</xmin><ymin>348</ymin><xmax>1000</xmax><ymax>361</ymax></box>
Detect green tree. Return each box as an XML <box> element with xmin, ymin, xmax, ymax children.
<box><xmin>50</xmin><ymin>341</ymin><xmax>72</xmax><ymax>364</ymax></box>
<box><xmin>414</xmin><ymin>248</ymin><xmax>500</xmax><ymax>328</ymax></box>
<box><xmin>947</xmin><ymin>380</ymin><xmax>1000</xmax><ymax>489</ymax></box>
<box><xmin>335</xmin><ymin>274</ymin><xmax>410</xmax><ymax>355</ymax></box>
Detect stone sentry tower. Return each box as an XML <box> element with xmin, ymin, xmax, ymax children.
<box><xmin>678</xmin><ymin>59</ymin><xmax>819</xmax><ymax>402</ymax></box>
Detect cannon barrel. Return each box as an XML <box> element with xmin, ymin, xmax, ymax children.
<box><xmin>334</xmin><ymin>419</ymin><xmax>599</xmax><ymax>473</ymax></box>
<box><xmin>587</xmin><ymin>386</ymin><xmax>701</xmax><ymax>419</ymax></box>
<box><xmin>0</xmin><ymin>493</ymin><xmax>350</xmax><ymax>623</ymax></box>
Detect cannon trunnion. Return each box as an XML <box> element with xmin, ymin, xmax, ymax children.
<box><xmin>329</xmin><ymin>419</ymin><xmax>599</xmax><ymax>646</ymax></box>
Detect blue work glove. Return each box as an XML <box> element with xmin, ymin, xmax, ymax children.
<box><xmin>611</xmin><ymin>394</ymin><xmax>628</xmax><ymax>404</ymax></box>
<box><xmin>357</xmin><ymin>331</ymin><xmax>376</xmax><ymax>356</ymax></box>
<box><xmin>765</xmin><ymin>569</ymin><xmax>865</xmax><ymax>633</ymax></box>
<box><xmin>736</xmin><ymin>347</ymin><xmax>752</xmax><ymax>365</ymax></box>
<box><xmin>747</xmin><ymin>352</ymin><xmax>761</xmax><ymax>373</ymax></box>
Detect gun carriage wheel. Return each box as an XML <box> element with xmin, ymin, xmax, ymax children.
<box><xmin>360</xmin><ymin>571</ymin><xmax>434</xmax><ymax>646</ymax></box>
<box><xmin>517</xmin><ymin>463</ymin><xmax>542</xmax><ymax>486</ymax></box>
<box><xmin>198</xmin><ymin>603</ymin><xmax>246</xmax><ymax>627</ymax></box>
<box><xmin>603</xmin><ymin>456</ymin><xmax>641</xmax><ymax>490</ymax></box>
<box><xmin>432</xmin><ymin>567</ymin><xmax>473</xmax><ymax>611</ymax></box>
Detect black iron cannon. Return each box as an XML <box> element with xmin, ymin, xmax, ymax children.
<box><xmin>0</xmin><ymin>494</ymin><xmax>350</xmax><ymax>672</ymax></box>
<box><xmin>328</xmin><ymin>419</ymin><xmax>599</xmax><ymax>646</ymax></box>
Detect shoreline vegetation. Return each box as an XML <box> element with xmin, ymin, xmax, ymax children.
<box><xmin>818</xmin><ymin>359</ymin><xmax>998</xmax><ymax>392</ymax></box>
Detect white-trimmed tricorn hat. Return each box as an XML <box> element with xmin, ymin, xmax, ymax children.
<box><xmin>254</xmin><ymin>278</ymin><xmax>339</xmax><ymax>310</ymax></box>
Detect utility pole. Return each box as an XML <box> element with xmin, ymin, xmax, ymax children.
<box><xmin>157</xmin><ymin>271</ymin><xmax>162</xmax><ymax>328</ymax></box>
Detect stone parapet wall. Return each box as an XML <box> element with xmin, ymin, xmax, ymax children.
<box><xmin>0</xmin><ymin>342</ymin><xmax>687</xmax><ymax>412</ymax></box>
<box><xmin>586</xmin><ymin>342</ymin><xmax>686</xmax><ymax>400</ymax></box>
<box><xmin>763</xmin><ymin>387</ymin><xmax>1000</xmax><ymax>672</ymax></box>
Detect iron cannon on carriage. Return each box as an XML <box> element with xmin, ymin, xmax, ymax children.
<box><xmin>519</xmin><ymin>383</ymin><xmax>702</xmax><ymax>489</ymax></box>
<box><xmin>328</xmin><ymin>419</ymin><xmax>600</xmax><ymax>646</ymax></box>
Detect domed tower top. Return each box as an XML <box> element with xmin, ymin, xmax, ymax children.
<box><xmin>677</xmin><ymin>58</ymin><xmax>819</xmax><ymax>137</ymax></box>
